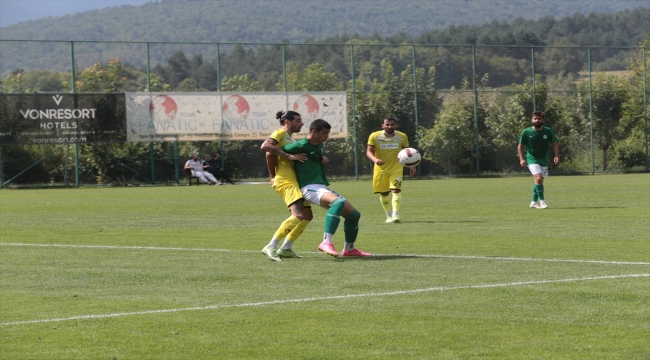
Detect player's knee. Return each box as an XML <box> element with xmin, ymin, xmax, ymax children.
<box><xmin>344</xmin><ymin>210</ymin><xmax>361</xmax><ymax>230</ymax></box>
<box><xmin>345</xmin><ymin>209</ymin><xmax>361</xmax><ymax>221</ymax></box>
<box><xmin>296</xmin><ymin>212</ymin><xmax>313</xmax><ymax>221</ymax></box>
<box><xmin>330</xmin><ymin>197</ymin><xmax>346</xmax><ymax>215</ymax></box>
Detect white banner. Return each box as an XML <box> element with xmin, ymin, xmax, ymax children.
<box><xmin>125</xmin><ymin>92</ymin><xmax>347</xmax><ymax>142</ymax></box>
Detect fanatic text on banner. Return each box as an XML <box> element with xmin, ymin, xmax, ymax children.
<box><xmin>125</xmin><ymin>92</ymin><xmax>347</xmax><ymax>142</ymax></box>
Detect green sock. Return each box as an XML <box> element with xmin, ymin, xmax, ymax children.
<box><xmin>324</xmin><ymin>214</ymin><xmax>340</xmax><ymax>235</ymax></box>
<box><xmin>343</xmin><ymin>210</ymin><xmax>361</xmax><ymax>244</ymax></box>
<box><xmin>324</xmin><ymin>198</ymin><xmax>345</xmax><ymax>234</ymax></box>
<box><xmin>532</xmin><ymin>185</ymin><xmax>539</xmax><ymax>202</ymax></box>
<box><xmin>536</xmin><ymin>184</ymin><xmax>545</xmax><ymax>200</ymax></box>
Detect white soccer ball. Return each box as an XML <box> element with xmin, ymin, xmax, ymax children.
<box><xmin>397</xmin><ymin>148</ymin><xmax>421</xmax><ymax>168</ymax></box>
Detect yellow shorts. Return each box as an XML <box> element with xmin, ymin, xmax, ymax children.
<box><xmin>372</xmin><ymin>171</ymin><xmax>403</xmax><ymax>193</ymax></box>
<box><xmin>273</xmin><ymin>179</ymin><xmax>311</xmax><ymax>207</ymax></box>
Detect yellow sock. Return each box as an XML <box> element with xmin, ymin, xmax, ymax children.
<box><xmin>286</xmin><ymin>220</ymin><xmax>310</xmax><ymax>242</ymax></box>
<box><xmin>272</xmin><ymin>216</ymin><xmax>300</xmax><ymax>241</ymax></box>
<box><xmin>380</xmin><ymin>194</ymin><xmax>391</xmax><ymax>215</ymax></box>
<box><xmin>392</xmin><ymin>192</ymin><xmax>402</xmax><ymax>215</ymax></box>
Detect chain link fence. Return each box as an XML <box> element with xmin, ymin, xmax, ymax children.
<box><xmin>1</xmin><ymin>40</ymin><xmax>648</xmax><ymax>186</ymax></box>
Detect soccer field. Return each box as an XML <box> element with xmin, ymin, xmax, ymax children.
<box><xmin>1</xmin><ymin>174</ymin><xmax>649</xmax><ymax>359</ymax></box>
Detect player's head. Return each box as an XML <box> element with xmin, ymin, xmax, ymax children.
<box><xmin>531</xmin><ymin>111</ymin><xmax>545</xmax><ymax>128</ymax></box>
<box><xmin>276</xmin><ymin>110</ymin><xmax>303</xmax><ymax>133</ymax></box>
<box><xmin>192</xmin><ymin>153</ymin><xmax>199</xmax><ymax>160</ymax></box>
<box><xmin>382</xmin><ymin>117</ymin><xmax>397</xmax><ymax>134</ymax></box>
<box><xmin>308</xmin><ymin>119</ymin><xmax>331</xmax><ymax>144</ymax></box>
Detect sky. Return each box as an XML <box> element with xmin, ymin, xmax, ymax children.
<box><xmin>0</xmin><ymin>0</ymin><xmax>152</xmax><ymax>27</ymax></box>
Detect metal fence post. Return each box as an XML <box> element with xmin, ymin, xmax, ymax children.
<box><xmin>174</xmin><ymin>139</ymin><xmax>179</xmax><ymax>185</ymax></box>
<box><xmin>350</xmin><ymin>45</ymin><xmax>358</xmax><ymax>180</ymax></box>
<box><xmin>147</xmin><ymin>42</ymin><xmax>155</xmax><ymax>184</ymax></box>
<box><xmin>64</xmin><ymin>144</ymin><xmax>69</xmax><ymax>187</ymax></box>
<box><xmin>282</xmin><ymin>43</ymin><xmax>288</xmax><ymax>115</ymax></box>
<box><xmin>216</xmin><ymin>43</ymin><xmax>226</xmax><ymax>170</ymax></box>
<box><xmin>531</xmin><ymin>47</ymin><xmax>537</xmax><ymax>112</ymax></box>
<box><xmin>411</xmin><ymin>45</ymin><xmax>421</xmax><ymax>178</ymax></box>
<box><xmin>71</xmin><ymin>41</ymin><xmax>80</xmax><ymax>186</ymax></box>
<box><xmin>75</xmin><ymin>143</ymin><xmax>79</xmax><ymax>186</ymax></box>
<box><xmin>471</xmin><ymin>46</ymin><xmax>479</xmax><ymax>176</ymax></box>
<box><xmin>0</xmin><ymin>147</ymin><xmax>3</xmax><ymax>189</ymax></box>
<box><xmin>588</xmin><ymin>48</ymin><xmax>595</xmax><ymax>175</ymax></box>
<box><xmin>642</xmin><ymin>47</ymin><xmax>650</xmax><ymax>171</ymax></box>
<box><xmin>146</xmin><ymin>42</ymin><xmax>151</xmax><ymax>91</ymax></box>
<box><xmin>150</xmin><ymin>142</ymin><xmax>155</xmax><ymax>184</ymax></box>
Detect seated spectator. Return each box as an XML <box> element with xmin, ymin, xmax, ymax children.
<box><xmin>184</xmin><ymin>154</ymin><xmax>219</xmax><ymax>185</ymax></box>
<box><xmin>202</xmin><ymin>154</ymin><xmax>236</xmax><ymax>184</ymax></box>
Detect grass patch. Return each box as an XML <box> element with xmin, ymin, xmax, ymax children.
<box><xmin>1</xmin><ymin>174</ymin><xmax>649</xmax><ymax>358</ymax></box>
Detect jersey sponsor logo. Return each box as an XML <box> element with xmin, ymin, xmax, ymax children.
<box><xmin>543</xmin><ymin>135</ymin><xmax>548</xmax><ymax>139</ymax></box>
<box><xmin>380</xmin><ymin>143</ymin><xmax>399</xmax><ymax>149</ymax></box>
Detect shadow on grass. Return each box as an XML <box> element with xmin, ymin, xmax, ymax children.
<box><xmin>337</xmin><ymin>255</ymin><xmax>421</xmax><ymax>261</ymax></box>
<box><xmin>401</xmin><ymin>220</ymin><xmax>483</xmax><ymax>223</ymax></box>
<box><xmin>553</xmin><ymin>206</ymin><xmax>625</xmax><ymax>210</ymax></box>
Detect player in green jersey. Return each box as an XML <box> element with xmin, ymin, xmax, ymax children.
<box><xmin>518</xmin><ymin>111</ymin><xmax>560</xmax><ymax>209</ymax></box>
<box><xmin>282</xmin><ymin>119</ymin><xmax>371</xmax><ymax>257</ymax></box>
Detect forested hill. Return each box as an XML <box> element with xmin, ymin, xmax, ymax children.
<box><xmin>0</xmin><ymin>0</ymin><xmax>648</xmax><ymax>43</ymax></box>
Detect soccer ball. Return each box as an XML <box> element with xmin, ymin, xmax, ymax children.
<box><xmin>397</xmin><ymin>148</ymin><xmax>421</xmax><ymax>168</ymax></box>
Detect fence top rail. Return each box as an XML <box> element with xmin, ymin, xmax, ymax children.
<box><xmin>0</xmin><ymin>38</ymin><xmax>648</xmax><ymax>50</ymax></box>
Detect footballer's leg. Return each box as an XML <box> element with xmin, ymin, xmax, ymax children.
<box><xmin>527</xmin><ymin>164</ymin><xmax>543</xmax><ymax>209</ymax></box>
<box><xmin>262</xmin><ymin>181</ymin><xmax>302</xmax><ymax>261</ymax></box>
<box><xmin>537</xmin><ymin>167</ymin><xmax>549</xmax><ymax>208</ymax></box>
<box><xmin>389</xmin><ymin>172</ymin><xmax>403</xmax><ymax>223</ymax></box>
<box><xmin>374</xmin><ymin>173</ymin><xmax>392</xmax><ymax>222</ymax></box>
<box><xmin>340</xmin><ymin>202</ymin><xmax>371</xmax><ymax>257</ymax></box>
<box><xmin>316</xmin><ymin>191</ymin><xmax>370</xmax><ymax>257</ymax></box>
<box><xmin>277</xmin><ymin>199</ymin><xmax>312</xmax><ymax>259</ymax></box>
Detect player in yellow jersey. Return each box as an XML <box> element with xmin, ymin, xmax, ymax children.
<box><xmin>259</xmin><ymin>111</ymin><xmax>311</xmax><ymax>261</ymax></box>
<box><xmin>366</xmin><ymin>117</ymin><xmax>417</xmax><ymax>223</ymax></box>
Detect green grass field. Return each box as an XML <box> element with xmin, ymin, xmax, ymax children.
<box><xmin>1</xmin><ymin>174</ymin><xmax>649</xmax><ymax>359</ymax></box>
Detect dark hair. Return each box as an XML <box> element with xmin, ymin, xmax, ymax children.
<box><xmin>310</xmin><ymin>119</ymin><xmax>331</xmax><ymax>133</ymax></box>
<box><xmin>383</xmin><ymin>117</ymin><xmax>397</xmax><ymax>124</ymax></box>
<box><xmin>532</xmin><ymin>111</ymin><xmax>546</xmax><ymax>118</ymax></box>
<box><xmin>276</xmin><ymin>110</ymin><xmax>301</xmax><ymax>124</ymax></box>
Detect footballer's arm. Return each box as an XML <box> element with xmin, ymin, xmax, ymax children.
<box><xmin>260</xmin><ymin>138</ymin><xmax>307</xmax><ymax>162</ymax></box>
<box><xmin>366</xmin><ymin>145</ymin><xmax>384</xmax><ymax>166</ymax></box>
<box><xmin>517</xmin><ymin>144</ymin><xmax>527</xmax><ymax>168</ymax></box>
<box><xmin>552</xmin><ymin>142</ymin><xmax>560</xmax><ymax>165</ymax></box>
<box><xmin>265</xmin><ymin>152</ymin><xmax>278</xmax><ymax>185</ymax></box>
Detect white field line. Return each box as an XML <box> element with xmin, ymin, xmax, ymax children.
<box><xmin>1</xmin><ymin>242</ymin><xmax>649</xmax><ymax>266</ymax></box>
<box><xmin>3</xmin><ymin>273</ymin><xmax>650</xmax><ymax>327</ymax></box>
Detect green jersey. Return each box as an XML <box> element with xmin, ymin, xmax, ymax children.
<box><xmin>282</xmin><ymin>138</ymin><xmax>329</xmax><ymax>189</ymax></box>
<box><xmin>519</xmin><ymin>126</ymin><xmax>558</xmax><ymax>166</ymax></box>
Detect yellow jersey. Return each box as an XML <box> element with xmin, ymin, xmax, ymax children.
<box><xmin>368</xmin><ymin>130</ymin><xmax>410</xmax><ymax>174</ymax></box>
<box><xmin>269</xmin><ymin>128</ymin><xmax>298</xmax><ymax>183</ymax></box>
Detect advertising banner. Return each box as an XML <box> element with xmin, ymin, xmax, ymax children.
<box><xmin>0</xmin><ymin>93</ymin><xmax>126</xmax><ymax>145</ymax></box>
<box><xmin>125</xmin><ymin>92</ymin><xmax>347</xmax><ymax>142</ymax></box>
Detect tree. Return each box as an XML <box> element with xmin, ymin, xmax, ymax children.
<box><xmin>221</xmin><ymin>74</ymin><xmax>261</xmax><ymax>92</ymax></box>
<box><xmin>72</xmin><ymin>59</ymin><xmax>127</xmax><ymax>92</ymax></box>
<box><xmin>279</xmin><ymin>63</ymin><xmax>344</xmax><ymax>91</ymax></box>
<box><xmin>578</xmin><ymin>73</ymin><xmax>629</xmax><ymax>171</ymax></box>
<box><xmin>354</xmin><ymin>60</ymin><xmax>441</xmax><ymax>175</ymax></box>
<box><xmin>419</xmin><ymin>89</ymin><xmax>474</xmax><ymax>175</ymax></box>
<box><xmin>176</xmin><ymin>78</ymin><xmax>208</xmax><ymax>92</ymax></box>
<box><xmin>611</xmin><ymin>44</ymin><xmax>649</xmax><ymax>170</ymax></box>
